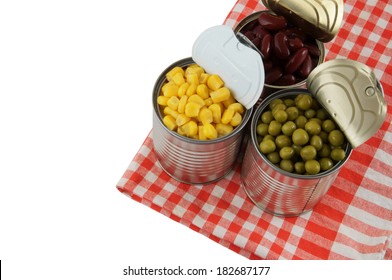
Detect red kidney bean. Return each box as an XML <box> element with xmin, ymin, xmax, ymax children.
<box><xmin>288</xmin><ymin>37</ymin><xmax>304</xmax><ymax>51</ymax></box>
<box><xmin>285</xmin><ymin>47</ymin><xmax>308</xmax><ymax>74</ymax></box>
<box><xmin>258</xmin><ymin>13</ymin><xmax>287</xmax><ymax>30</ymax></box>
<box><xmin>304</xmin><ymin>43</ymin><xmax>321</xmax><ymax>57</ymax></box>
<box><xmin>273</xmin><ymin>32</ymin><xmax>290</xmax><ymax>60</ymax></box>
<box><xmin>263</xmin><ymin>59</ymin><xmax>273</xmax><ymax>71</ymax></box>
<box><xmin>285</xmin><ymin>28</ymin><xmax>308</xmax><ymax>42</ymax></box>
<box><xmin>244</xmin><ymin>30</ymin><xmax>254</xmax><ymax>41</ymax></box>
<box><xmin>260</xmin><ymin>33</ymin><xmax>273</xmax><ymax>59</ymax></box>
<box><xmin>265</xmin><ymin>67</ymin><xmax>283</xmax><ymax>85</ymax></box>
<box><xmin>275</xmin><ymin>74</ymin><xmax>297</xmax><ymax>86</ymax></box>
<box><xmin>298</xmin><ymin>54</ymin><xmax>313</xmax><ymax>78</ymax></box>
<box><xmin>253</xmin><ymin>25</ymin><xmax>269</xmax><ymax>39</ymax></box>
<box><xmin>251</xmin><ymin>37</ymin><xmax>261</xmax><ymax>48</ymax></box>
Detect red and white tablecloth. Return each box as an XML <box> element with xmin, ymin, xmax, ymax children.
<box><xmin>117</xmin><ymin>0</ymin><xmax>392</xmax><ymax>260</ymax></box>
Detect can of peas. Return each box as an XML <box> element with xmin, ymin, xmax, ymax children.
<box><xmin>152</xmin><ymin>26</ymin><xmax>264</xmax><ymax>184</ymax></box>
<box><xmin>234</xmin><ymin>0</ymin><xmax>344</xmax><ymax>102</ymax></box>
<box><xmin>241</xmin><ymin>59</ymin><xmax>387</xmax><ymax>216</ymax></box>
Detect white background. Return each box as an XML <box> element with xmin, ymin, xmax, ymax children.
<box><xmin>0</xmin><ymin>1</ymin><xmax>389</xmax><ymax>279</ymax></box>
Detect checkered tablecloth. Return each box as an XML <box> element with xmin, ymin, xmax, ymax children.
<box><xmin>117</xmin><ymin>0</ymin><xmax>392</xmax><ymax>260</ymax></box>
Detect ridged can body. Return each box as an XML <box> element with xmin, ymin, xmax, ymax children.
<box><xmin>241</xmin><ymin>89</ymin><xmax>352</xmax><ymax>216</ymax></box>
<box><xmin>152</xmin><ymin>58</ymin><xmax>252</xmax><ymax>184</ymax></box>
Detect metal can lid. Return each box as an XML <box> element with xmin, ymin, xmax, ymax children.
<box><xmin>261</xmin><ymin>0</ymin><xmax>344</xmax><ymax>42</ymax></box>
<box><xmin>192</xmin><ymin>25</ymin><xmax>264</xmax><ymax>109</ymax></box>
<box><xmin>307</xmin><ymin>59</ymin><xmax>387</xmax><ymax>148</ymax></box>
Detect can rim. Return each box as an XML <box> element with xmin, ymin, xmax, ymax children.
<box><xmin>250</xmin><ymin>88</ymin><xmax>352</xmax><ymax>180</ymax></box>
<box><xmin>153</xmin><ymin>57</ymin><xmax>253</xmax><ymax>145</ymax></box>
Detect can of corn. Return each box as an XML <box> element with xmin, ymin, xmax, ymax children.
<box><xmin>233</xmin><ymin>0</ymin><xmax>345</xmax><ymax>102</ymax></box>
<box><xmin>241</xmin><ymin>59</ymin><xmax>386</xmax><ymax>216</ymax></box>
<box><xmin>152</xmin><ymin>26</ymin><xmax>265</xmax><ymax>184</ymax></box>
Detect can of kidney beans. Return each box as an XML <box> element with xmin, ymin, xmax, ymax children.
<box><xmin>234</xmin><ymin>0</ymin><xmax>345</xmax><ymax>102</ymax></box>
<box><xmin>241</xmin><ymin>59</ymin><xmax>387</xmax><ymax>216</ymax></box>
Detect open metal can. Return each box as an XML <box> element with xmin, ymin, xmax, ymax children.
<box><xmin>234</xmin><ymin>0</ymin><xmax>345</xmax><ymax>101</ymax></box>
<box><xmin>241</xmin><ymin>59</ymin><xmax>387</xmax><ymax>216</ymax></box>
<box><xmin>152</xmin><ymin>26</ymin><xmax>264</xmax><ymax>184</ymax></box>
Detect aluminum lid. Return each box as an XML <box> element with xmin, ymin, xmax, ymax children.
<box><xmin>261</xmin><ymin>0</ymin><xmax>344</xmax><ymax>42</ymax></box>
<box><xmin>192</xmin><ymin>25</ymin><xmax>264</xmax><ymax>109</ymax></box>
<box><xmin>307</xmin><ymin>59</ymin><xmax>387</xmax><ymax>148</ymax></box>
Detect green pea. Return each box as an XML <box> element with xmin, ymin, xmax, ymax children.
<box><xmin>318</xmin><ymin>144</ymin><xmax>331</xmax><ymax>158</ymax></box>
<box><xmin>280</xmin><ymin>159</ymin><xmax>294</xmax><ymax>173</ymax></box>
<box><xmin>256</xmin><ymin>123</ymin><xmax>269</xmax><ymax>136</ymax></box>
<box><xmin>263</xmin><ymin>135</ymin><xmax>275</xmax><ymax>142</ymax></box>
<box><xmin>316</xmin><ymin>108</ymin><xmax>328</xmax><ymax>120</ymax></box>
<box><xmin>305</xmin><ymin>120</ymin><xmax>321</xmax><ymax>136</ymax></box>
<box><xmin>261</xmin><ymin>110</ymin><xmax>274</xmax><ymax>124</ymax></box>
<box><xmin>286</xmin><ymin>107</ymin><xmax>299</xmax><ymax>121</ymax></box>
<box><xmin>259</xmin><ymin>139</ymin><xmax>276</xmax><ymax>154</ymax></box>
<box><xmin>319</xmin><ymin>131</ymin><xmax>328</xmax><ymax>143</ymax></box>
<box><xmin>268</xmin><ymin>120</ymin><xmax>282</xmax><ymax>136</ymax></box>
<box><xmin>281</xmin><ymin>121</ymin><xmax>296</xmax><ymax>136</ymax></box>
<box><xmin>322</xmin><ymin>119</ymin><xmax>336</xmax><ymax>133</ymax></box>
<box><xmin>284</xmin><ymin>98</ymin><xmax>295</xmax><ymax>107</ymax></box>
<box><xmin>267</xmin><ymin>151</ymin><xmax>281</xmax><ymax>164</ymax></box>
<box><xmin>304</xmin><ymin>109</ymin><xmax>316</xmax><ymax>119</ymax></box>
<box><xmin>295</xmin><ymin>94</ymin><xmax>313</xmax><ymax>110</ymax></box>
<box><xmin>294</xmin><ymin>161</ymin><xmax>305</xmax><ymax>174</ymax></box>
<box><xmin>269</xmin><ymin>98</ymin><xmax>283</xmax><ymax>110</ymax></box>
<box><xmin>279</xmin><ymin>146</ymin><xmax>295</xmax><ymax>160</ymax></box>
<box><xmin>275</xmin><ymin>135</ymin><xmax>292</xmax><ymax>148</ymax></box>
<box><xmin>319</xmin><ymin>158</ymin><xmax>334</xmax><ymax>171</ymax></box>
<box><xmin>305</xmin><ymin>160</ymin><xmax>321</xmax><ymax>175</ymax></box>
<box><xmin>331</xmin><ymin>148</ymin><xmax>346</xmax><ymax>161</ymax></box>
<box><xmin>300</xmin><ymin>145</ymin><xmax>317</xmax><ymax>161</ymax></box>
<box><xmin>328</xmin><ymin>130</ymin><xmax>345</xmax><ymax>146</ymax></box>
<box><xmin>273</xmin><ymin>109</ymin><xmax>288</xmax><ymax>123</ymax></box>
<box><xmin>310</xmin><ymin>135</ymin><xmax>323</xmax><ymax>151</ymax></box>
<box><xmin>295</xmin><ymin>115</ymin><xmax>307</xmax><ymax>128</ymax></box>
<box><xmin>292</xmin><ymin>128</ymin><xmax>309</xmax><ymax>146</ymax></box>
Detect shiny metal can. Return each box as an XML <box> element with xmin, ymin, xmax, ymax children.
<box><xmin>152</xmin><ymin>57</ymin><xmax>253</xmax><ymax>184</ymax></box>
<box><xmin>233</xmin><ymin>0</ymin><xmax>346</xmax><ymax>101</ymax></box>
<box><xmin>241</xmin><ymin>89</ymin><xmax>352</xmax><ymax>216</ymax></box>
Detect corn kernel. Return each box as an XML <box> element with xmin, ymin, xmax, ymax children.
<box><xmin>196</xmin><ymin>84</ymin><xmax>209</xmax><ymax>99</ymax></box>
<box><xmin>178</xmin><ymin>95</ymin><xmax>188</xmax><ymax>114</ymax></box>
<box><xmin>167</xmin><ymin>96</ymin><xmax>179</xmax><ymax>111</ymax></box>
<box><xmin>161</xmin><ymin>81</ymin><xmax>175</xmax><ymax>93</ymax></box>
<box><xmin>163</xmin><ymin>84</ymin><xmax>179</xmax><ymax>97</ymax></box>
<box><xmin>177</xmin><ymin>126</ymin><xmax>186</xmax><ymax>136</ymax></box>
<box><xmin>188</xmin><ymin>94</ymin><xmax>205</xmax><ymax>106</ymax></box>
<box><xmin>186</xmin><ymin>73</ymin><xmax>199</xmax><ymax>85</ymax></box>
<box><xmin>228</xmin><ymin>102</ymin><xmax>244</xmax><ymax>114</ymax></box>
<box><xmin>203</xmin><ymin>123</ymin><xmax>218</xmax><ymax>140</ymax></box>
<box><xmin>211</xmin><ymin>87</ymin><xmax>230</xmax><ymax>103</ymax></box>
<box><xmin>207</xmin><ymin>74</ymin><xmax>224</xmax><ymax>90</ymax></box>
<box><xmin>185</xmin><ymin>65</ymin><xmax>204</xmax><ymax>77</ymax></box>
<box><xmin>181</xmin><ymin>120</ymin><xmax>198</xmax><ymax>137</ymax></box>
<box><xmin>178</xmin><ymin>83</ymin><xmax>189</xmax><ymax>97</ymax></box>
<box><xmin>157</xmin><ymin>96</ymin><xmax>169</xmax><ymax>106</ymax></box>
<box><xmin>230</xmin><ymin>112</ymin><xmax>242</xmax><ymax>126</ymax></box>
<box><xmin>222</xmin><ymin>94</ymin><xmax>236</xmax><ymax>108</ymax></box>
<box><xmin>199</xmin><ymin>73</ymin><xmax>210</xmax><ymax>84</ymax></box>
<box><xmin>199</xmin><ymin>107</ymin><xmax>213</xmax><ymax>125</ymax></box>
<box><xmin>164</xmin><ymin>106</ymin><xmax>179</xmax><ymax>119</ymax></box>
<box><xmin>172</xmin><ymin>72</ymin><xmax>185</xmax><ymax>86</ymax></box>
<box><xmin>216</xmin><ymin>123</ymin><xmax>233</xmax><ymax>136</ymax></box>
<box><xmin>221</xmin><ymin>108</ymin><xmax>235</xmax><ymax>124</ymax></box>
<box><xmin>185</xmin><ymin>102</ymin><xmax>202</xmax><ymax>118</ymax></box>
<box><xmin>208</xmin><ymin>104</ymin><xmax>222</xmax><ymax>124</ymax></box>
<box><xmin>204</xmin><ymin>97</ymin><xmax>213</xmax><ymax>107</ymax></box>
<box><xmin>163</xmin><ymin>115</ymin><xmax>177</xmax><ymax>131</ymax></box>
<box><xmin>166</xmin><ymin>66</ymin><xmax>184</xmax><ymax>82</ymax></box>
<box><xmin>198</xmin><ymin>125</ymin><xmax>207</xmax><ymax>140</ymax></box>
<box><xmin>176</xmin><ymin>113</ymin><xmax>191</xmax><ymax>126</ymax></box>
<box><xmin>186</xmin><ymin>83</ymin><xmax>197</xmax><ymax>96</ymax></box>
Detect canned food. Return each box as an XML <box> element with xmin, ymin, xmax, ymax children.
<box><xmin>153</xmin><ymin>57</ymin><xmax>253</xmax><ymax>184</ymax></box>
<box><xmin>234</xmin><ymin>0</ymin><xmax>345</xmax><ymax>101</ymax></box>
<box><xmin>241</xmin><ymin>89</ymin><xmax>351</xmax><ymax>216</ymax></box>
<box><xmin>241</xmin><ymin>59</ymin><xmax>387</xmax><ymax>216</ymax></box>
